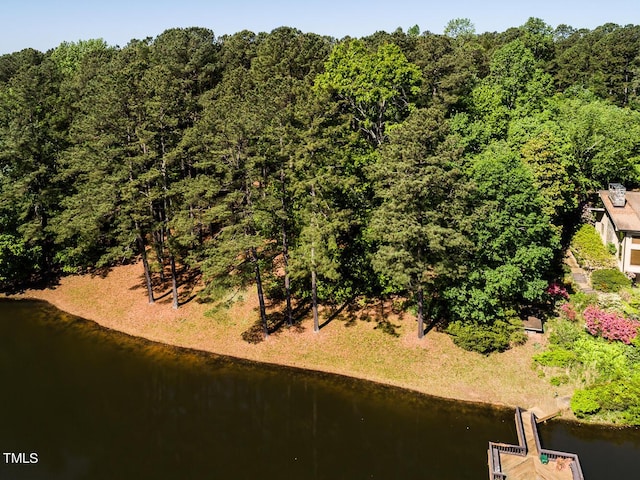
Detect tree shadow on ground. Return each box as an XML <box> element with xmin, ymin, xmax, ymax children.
<box><xmin>319</xmin><ymin>296</ymin><xmax>405</xmax><ymax>337</ymax></box>
<box><xmin>319</xmin><ymin>298</ymin><xmax>354</xmax><ymax>329</ymax></box>
<box><xmin>241</xmin><ymin>299</ymin><xmax>310</xmax><ymax>344</ymax></box>
<box><xmin>88</xmin><ymin>265</ymin><xmax>115</xmax><ymax>279</ymax></box>
<box><xmin>422</xmin><ymin>318</ymin><xmax>439</xmax><ymax>337</ymax></box>
<box><xmin>2</xmin><ymin>270</ymin><xmax>62</xmax><ymax>295</ymax></box>
<box><xmin>130</xmin><ymin>263</ymin><xmax>201</xmax><ymax>307</ymax></box>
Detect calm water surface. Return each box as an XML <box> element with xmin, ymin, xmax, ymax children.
<box><xmin>0</xmin><ymin>299</ymin><xmax>638</xmax><ymax>479</ymax></box>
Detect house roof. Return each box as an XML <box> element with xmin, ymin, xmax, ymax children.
<box><xmin>599</xmin><ymin>190</ymin><xmax>640</xmax><ymax>232</ymax></box>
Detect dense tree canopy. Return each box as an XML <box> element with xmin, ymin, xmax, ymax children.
<box><xmin>2</xmin><ymin>19</ymin><xmax>640</xmax><ymax>347</ymax></box>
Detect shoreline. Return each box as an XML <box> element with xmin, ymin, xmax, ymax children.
<box><xmin>9</xmin><ymin>262</ymin><xmax>576</xmax><ymax>420</ymax></box>
<box><xmin>13</xmin><ymin>294</ymin><xmax>517</xmax><ymax>414</ymax></box>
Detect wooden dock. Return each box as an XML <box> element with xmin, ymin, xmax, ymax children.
<box><xmin>488</xmin><ymin>408</ymin><xmax>585</xmax><ymax>480</ymax></box>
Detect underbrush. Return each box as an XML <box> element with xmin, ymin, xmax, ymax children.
<box><xmin>570</xmin><ymin>224</ymin><xmax>617</xmax><ymax>270</ymax></box>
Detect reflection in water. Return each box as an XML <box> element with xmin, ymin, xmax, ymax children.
<box><xmin>1</xmin><ymin>299</ymin><xmax>638</xmax><ymax>479</ymax></box>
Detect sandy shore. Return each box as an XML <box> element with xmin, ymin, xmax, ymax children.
<box><xmin>12</xmin><ymin>262</ymin><xmax>574</xmax><ymax>416</ymax></box>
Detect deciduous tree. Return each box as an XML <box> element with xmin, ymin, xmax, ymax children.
<box><xmin>315</xmin><ymin>39</ymin><xmax>422</xmax><ymax>146</ymax></box>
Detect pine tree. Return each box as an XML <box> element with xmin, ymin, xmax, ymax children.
<box><xmin>368</xmin><ymin>108</ymin><xmax>472</xmax><ymax>338</ymax></box>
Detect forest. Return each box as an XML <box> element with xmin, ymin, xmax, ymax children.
<box><xmin>1</xmin><ymin>18</ymin><xmax>640</xmax><ymax>353</ymax></box>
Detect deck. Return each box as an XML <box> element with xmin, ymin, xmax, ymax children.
<box><xmin>488</xmin><ymin>408</ymin><xmax>584</xmax><ymax>480</ymax></box>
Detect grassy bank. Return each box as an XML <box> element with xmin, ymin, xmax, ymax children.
<box><xmin>13</xmin><ymin>262</ymin><xmax>574</xmax><ymax>416</ymax></box>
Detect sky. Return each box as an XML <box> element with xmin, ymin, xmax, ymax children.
<box><xmin>1</xmin><ymin>0</ymin><xmax>638</xmax><ymax>55</ymax></box>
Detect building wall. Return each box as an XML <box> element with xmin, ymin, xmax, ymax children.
<box><xmin>595</xmin><ymin>211</ymin><xmax>619</xmax><ymax>255</ymax></box>
<box><xmin>595</xmin><ymin>212</ymin><xmax>640</xmax><ymax>274</ymax></box>
<box><xmin>594</xmin><ymin>212</ymin><xmax>640</xmax><ymax>274</ymax></box>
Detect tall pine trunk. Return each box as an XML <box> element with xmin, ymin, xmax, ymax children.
<box><xmin>169</xmin><ymin>253</ymin><xmax>179</xmax><ymax>309</ymax></box>
<box><xmin>310</xmin><ymin>183</ymin><xmax>320</xmax><ymax>333</ymax></box>
<box><xmin>311</xmin><ymin>239</ymin><xmax>320</xmax><ymax>332</ymax></box>
<box><xmin>129</xmin><ymin>159</ymin><xmax>154</xmax><ymax>304</ymax></box>
<box><xmin>153</xmin><ymin>226</ymin><xmax>166</xmax><ymax>283</ymax></box>
<box><xmin>280</xmin><ymin>153</ymin><xmax>293</xmax><ymax>326</ymax></box>
<box><xmin>311</xmin><ymin>252</ymin><xmax>319</xmax><ymax>333</ymax></box>
<box><xmin>251</xmin><ymin>247</ymin><xmax>269</xmax><ymax>338</ymax></box>
<box><xmin>282</xmin><ymin>224</ymin><xmax>293</xmax><ymax>326</ymax></box>
<box><xmin>416</xmin><ymin>286</ymin><xmax>424</xmax><ymax>339</ymax></box>
<box><xmin>136</xmin><ymin>226</ymin><xmax>155</xmax><ymax>305</ymax></box>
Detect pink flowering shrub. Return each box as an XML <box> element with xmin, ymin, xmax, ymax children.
<box><xmin>546</xmin><ymin>282</ymin><xmax>569</xmax><ymax>300</ymax></box>
<box><xmin>583</xmin><ymin>305</ymin><xmax>640</xmax><ymax>345</ymax></box>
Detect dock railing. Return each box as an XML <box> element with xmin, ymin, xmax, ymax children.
<box><xmin>487</xmin><ymin>442</ymin><xmax>507</xmax><ymax>480</ymax></box>
<box><xmin>488</xmin><ymin>407</ymin><xmax>528</xmax><ymax>479</ymax></box>
<box><xmin>514</xmin><ymin>406</ymin><xmax>528</xmax><ymax>455</ymax></box>
<box><xmin>530</xmin><ymin>412</ymin><xmax>585</xmax><ymax>480</ymax></box>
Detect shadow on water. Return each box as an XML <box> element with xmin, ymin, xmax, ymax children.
<box><xmin>1</xmin><ymin>298</ymin><xmax>638</xmax><ymax>479</ymax></box>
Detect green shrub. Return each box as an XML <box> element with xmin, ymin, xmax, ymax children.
<box><xmin>447</xmin><ymin>322</ymin><xmax>506</xmax><ymax>354</ymax></box>
<box><xmin>625</xmin><ymin>340</ymin><xmax>640</xmax><ymax>366</ymax></box>
<box><xmin>548</xmin><ymin>320</ymin><xmax>582</xmax><ymax>347</ymax></box>
<box><xmin>570</xmin><ymin>380</ymin><xmax>640</xmax><ymax>422</ymax></box>
<box><xmin>622</xmin><ymin>406</ymin><xmax>640</xmax><ymax>425</ymax></box>
<box><xmin>570</xmin><ymin>224</ymin><xmax>616</xmax><ymax>269</ymax></box>
<box><xmin>447</xmin><ymin>318</ymin><xmax>524</xmax><ymax>354</ymax></box>
<box><xmin>570</xmin><ymin>291</ymin><xmax>598</xmax><ymax>311</ymax></box>
<box><xmin>572</xmin><ymin>336</ymin><xmax>630</xmax><ymax>382</ymax></box>
<box><xmin>591</xmin><ymin>268</ymin><xmax>631</xmax><ymax>292</ymax></box>
<box><xmin>571</xmin><ymin>389</ymin><xmax>602</xmax><ymax>417</ymax></box>
<box><xmin>533</xmin><ymin>347</ymin><xmax>578</xmax><ymax>367</ymax></box>
<box><xmin>621</xmin><ymin>288</ymin><xmax>640</xmax><ymax>309</ymax></box>
<box><xmin>596</xmin><ymin>381</ymin><xmax>640</xmax><ymax>411</ymax></box>
<box><xmin>596</xmin><ymin>292</ymin><xmax>627</xmax><ymax>312</ymax></box>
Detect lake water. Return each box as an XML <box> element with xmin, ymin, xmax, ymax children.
<box><xmin>0</xmin><ymin>298</ymin><xmax>638</xmax><ymax>479</ymax></box>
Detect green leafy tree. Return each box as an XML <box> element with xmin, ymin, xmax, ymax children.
<box><xmin>553</xmin><ymin>24</ymin><xmax>640</xmax><ymax>108</ymax></box>
<box><xmin>287</xmin><ymin>85</ymin><xmax>358</xmax><ymax>332</ymax></box>
<box><xmin>0</xmin><ymin>231</ymin><xmax>41</xmax><ymax>289</ymax></box>
<box><xmin>407</xmin><ymin>25</ymin><xmax>421</xmax><ymax>37</ymax></box>
<box><xmin>315</xmin><ymin>39</ymin><xmax>422</xmax><ymax>146</ymax></box>
<box><xmin>452</xmin><ymin>39</ymin><xmax>553</xmax><ymax>152</ymax></box>
<box><xmin>445</xmin><ymin>142</ymin><xmax>559</xmax><ymax>326</ymax></box>
<box><xmin>312</xmin><ymin>38</ymin><xmax>425</xmax><ymax>304</ymax></box>
<box><xmin>50</xmin><ymin>39</ymin><xmax>159</xmax><ymax>301</ymax></box>
<box><xmin>488</xmin><ymin>39</ymin><xmax>553</xmax><ymax>113</ymax></box>
<box><xmin>520</xmin><ymin>130</ymin><xmax>578</xmax><ymax>225</ymax></box>
<box><xmin>520</xmin><ymin>17</ymin><xmax>555</xmax><ymax>62</ymax></box>
<box><xmin>290</xmin><ymin>177</ymin><xmax>345</xmax><ymax>333</ymax></box>
<box><xmin>50</xmin><ymin>39</ymin><xmax>111</xmax><ymax>77</ymax></box>
<box><xmin>143</xmin><ymin>27</ymin><xmax>220</xmax><ymax>308</ymax></box>
<box><xmin>553</xmin><ymin>90</ymin><xmax>640</xmax><ymax>189</ymax></box>
<box><xmin>507</xmin><ymin>113</ymin><xmax>579</xmax><ymax>226</ymax></box>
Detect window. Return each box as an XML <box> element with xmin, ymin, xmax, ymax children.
<box><xmin>630</xmin><ymin>250</ymin><xmax>640</xmax><ymax>266</ymax></box>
